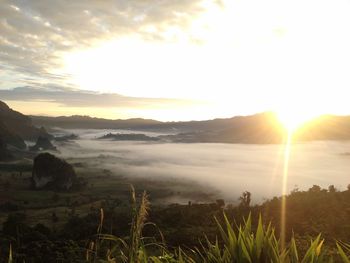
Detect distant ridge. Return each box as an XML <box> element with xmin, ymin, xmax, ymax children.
<box><xmin>31</xmin><ymin>113</ymin><xmax>278</xmax><ymax>132</ymax></box>
<box><xmin>31</xmin><ymin>112</ymin><xmax>350</xmax><ymax>144</ymax></box>
<box><xmin>31</xmin><ymin>115</ymin><xmax>162</xmax><ymax>130</ymax></box>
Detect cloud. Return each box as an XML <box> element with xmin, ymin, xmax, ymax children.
<box><xmin>0</xmin><ymin>0</ymin><xmax>214</xmax><ymax>82</ymax></box>
<box><xmin>0</xmin><ymin>86</ymin><xmax>195</xmax><ymax>108</ymax></box>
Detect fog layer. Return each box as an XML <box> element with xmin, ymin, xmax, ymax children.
<box><xmin>55</xmin><ymin>129</ymin><xmax>350</xmax><ymax>203</ymax></box>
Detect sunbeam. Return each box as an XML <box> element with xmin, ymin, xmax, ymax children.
<box><xmin>280</xmin><ymin>130</ymin><xmax>293</xmax><ymax>250</ymax></box>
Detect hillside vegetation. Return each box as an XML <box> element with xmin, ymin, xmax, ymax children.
<box><xmin>2</xmin><ymin>185</ymin><xmax>350</xmax><ymax>262</ymax></box>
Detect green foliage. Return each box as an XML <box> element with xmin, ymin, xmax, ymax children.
<box><xmin>3</xmin><ymin>208</ymin><xmax>350</xmax><ymax>262</ymax></box>
<box><xmin>337</xmin><ymin>242</ymin><xmax>350</xmax><ymax>263</ymax></box>
<box><xmin>185</xmin><ymin>214</ymin><xmax>332</xmax><ymax>263</ymax></box>
<box><xmin>261</xmin><ymin>185</ymin><xmax>350</xmax><ymax>242</ymax></box>
<box><xmin>3</xmin><ymin>186</ymin><xmax>350</xmax><ymax>262</ymax></box>
<box><xmin>86</xmin><ymin>186</ymin><xmax>165</xmax><ymax>263</ymax></box>
<box><xmin>85</xmin><ymin>197</ymin><xmax>350</xmax><ymax>263</ymax></box>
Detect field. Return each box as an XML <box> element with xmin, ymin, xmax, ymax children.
<box><xmin>0</xmin><ymin>159</ymin><xmax>215</xmax><ymax>230</ymax></box>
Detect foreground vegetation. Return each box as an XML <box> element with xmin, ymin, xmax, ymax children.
<box><xmin>85</xmin><ymin>191</ymin><xmax>350</xmax><ymax>263</ymax></box>
<box><xmin>2</xmin><ymin>186</ymin><xmax>350</xmax><ymax>262</ymax></box>
<box><xmin>1</xmin><ymin>163</ymin><xmax>350</xmax><ymax>262</ymax></box>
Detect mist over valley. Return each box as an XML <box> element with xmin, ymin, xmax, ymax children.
<box><xmin>50</xmin><ymin>128</ymin><xmax>350</xmax><ymax>204</ymax></box>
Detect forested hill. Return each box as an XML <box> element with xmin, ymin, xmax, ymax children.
<box><xmin>0</xmin><ymin>101</ymin><xmax>50</xmax><ymax>149</ymax></box>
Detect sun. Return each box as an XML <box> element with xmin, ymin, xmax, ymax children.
<box><xmin>276</xmin><ymin>108</ymin><xmax>319</xmax><ymax>132</ymax></box>
<box><xmin>277</xmin><ymin>110</ymin><xmax>306</xmax><ymax>131</ymax></box>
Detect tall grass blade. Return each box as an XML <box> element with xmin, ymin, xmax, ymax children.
<box><xmin>337</xmin><ymin>243</ymin><xmax>350</xmax><ymax>263</ymax></box>
<box><xmin>8</xmin><ymin>244</ymin><xmax>13</xmax><ymax>263</ymax></box>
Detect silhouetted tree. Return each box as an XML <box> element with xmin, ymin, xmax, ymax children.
<box><xmin>239</xmin><ymin>191</ymin><xmax>251</xmax><ymax>208</ymax></box>
<box><xmin>328</xmin><ymin>185</ymin><xmax>336</xmax><ymax>193</ymax></box>
<box><xmin>309</xmin><ymin>185</ymin><xmax>321</xmax><ymax>192</ymax></box>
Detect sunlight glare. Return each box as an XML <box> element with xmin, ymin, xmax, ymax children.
<box><xmin>276</xmin><ymin>106</ymin><xmax>320</xmax><ymax>132</ymax></box>
<box><xmin>54</xmin><ymin>0</ymin><xmax>350</xmax><ymax>121</ymax></box>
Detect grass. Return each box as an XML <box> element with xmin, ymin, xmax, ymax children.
<box><xmin>80</xmin><ymin>189</ymin><xmax>350</xmax><ymax>263</ymax></box>
<box><xmin>5</xmin><ymin>191</ymin><xmax>350</xmax><ymax>262</ymax></box>
<box><xmin>339</xmin><ymin>245</ymin><xmax>350</xmax><ymax>263</ymax></box>
<box><xmin>191</xmin><ymin>215</ymin><xmax>328</xmax><ymax>263</ymax></box>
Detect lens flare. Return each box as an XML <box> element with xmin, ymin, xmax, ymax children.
<box><xmin>280</xmin><ymin>130</ymin><xmax>293</xmax><ymax>251</ymax></box>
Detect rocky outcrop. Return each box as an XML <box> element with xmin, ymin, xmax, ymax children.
<box><xmin>29</xmin><ymin>136</ymin><xmax>57</xmax><ymax>152</ymax></box>
<box><xmin>32</xmin><ymin>153</ymin><xmax>77</xmax><ymax>190</ymax></box>
<box><xmin>0</xmin><ymin>138</ymin><xmax>13</xmax><ymax>161</ymax></box>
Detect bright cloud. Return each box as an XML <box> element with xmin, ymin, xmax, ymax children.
<box><xmin>1</xmin><ymin>0</ymin><xmax>350</xmax><ymax>120</ymax></box>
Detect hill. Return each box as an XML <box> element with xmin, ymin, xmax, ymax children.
<box><xmin>0</xmin><ymin>101</ymin><xmax>51</xmax><ymax>149</ymax></box>
<box><xmin>31</xmin><ymin>115</ymin><xmax>161</xmax><ymax>130</ymax></box>
<box><xmin>294</xmin><ymin>114</ymin><xmax>350</xmax><ymax>141</ymax></box>
<box><xmin>30</xmin><ymin>112</ymin><xmax>350</xmax><ymax>144</ymax></box>
<box><xmin>98</xmin><ymin>133</ymin><xmax>160</xmax><ymax>141</ymax></box>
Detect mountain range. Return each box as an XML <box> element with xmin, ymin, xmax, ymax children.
<box><xmin>1</xmin><ymin>100</ymin><xmax>350</xmax><ymax>148</ymax></box>
<box><xmin>31</xmin><ymin>111</ymin><xmax>350</xmax><ymax>144</ymax></box>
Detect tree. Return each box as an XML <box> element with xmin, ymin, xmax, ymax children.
<box><xmin>239</xmin><ymin>191</ymin><xmax>251</xmax><ymax>208</ymax></box>
<box><xmin>328</xmin><ymin>185</ymin><xmax>336</xmax><ymax>193</ymax></box>
<box><xmin>309</xmin><ymin>185</ymin><xmax>321</xmax><ymax>192</ymax></box>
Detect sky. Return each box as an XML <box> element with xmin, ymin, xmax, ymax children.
<box><xmin>1</xmin><ymin>0</ymin><xmax>350</xmax><ymax>121</ymax></box>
